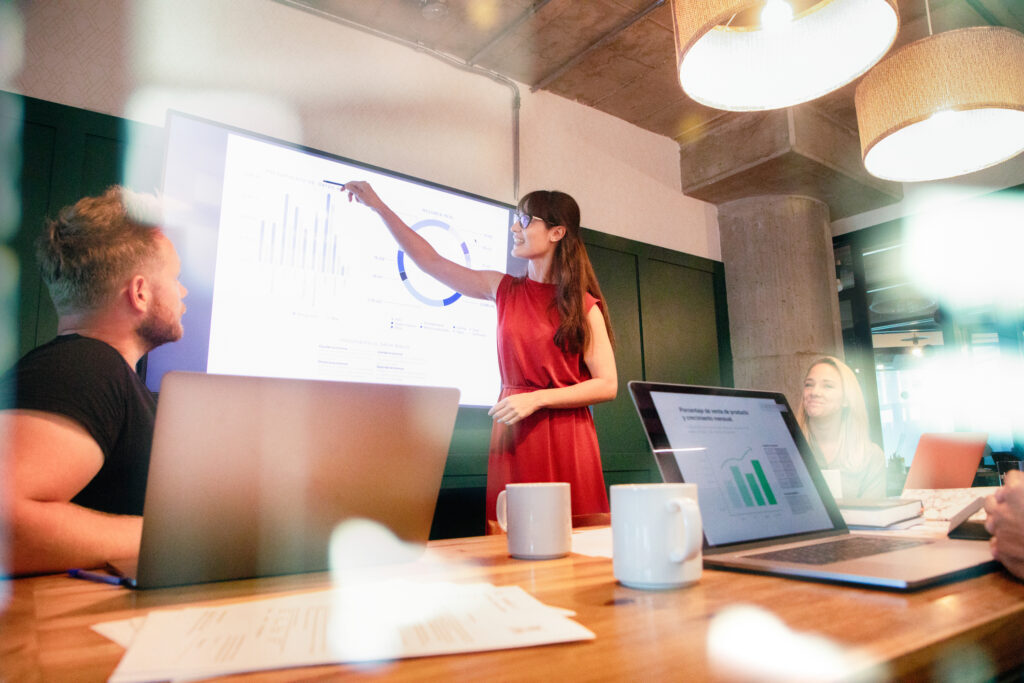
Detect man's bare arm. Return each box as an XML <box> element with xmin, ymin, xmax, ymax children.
<box><xmin>3</xmin><ymin>410</ymin><xmax>142</xmax><ymax>575</ymax></box>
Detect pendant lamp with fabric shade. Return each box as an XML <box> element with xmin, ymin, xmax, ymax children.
<box><xmin>670</xmin><ymin>0</ymin><xmax>899</xmax><ymax>111</ymax></box>
<box><xmin>855</xmin><ymin>26</ymin><xmax>1024</xmax><ymax>182</ymax></box>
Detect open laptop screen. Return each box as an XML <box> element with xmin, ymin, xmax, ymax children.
<box><xmin>630</xmin><ymin>382</ymin><xmax>841</xmax><ymax>546</ymax></box>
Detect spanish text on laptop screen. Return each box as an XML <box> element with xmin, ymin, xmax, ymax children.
<box><xmin>649</xmin><ymin>391</ymin><xmax>835</xmax><ymax>545</ymax></box>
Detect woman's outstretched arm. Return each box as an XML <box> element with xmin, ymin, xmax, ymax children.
<box><xmin>343</xmin><ymin>181</ymin><xmax>503</xmax><ymax>301</ymax></box>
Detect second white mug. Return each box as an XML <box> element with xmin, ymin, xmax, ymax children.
<box><xmin>611</xmin><ymin>483</ymin><xmax>703</xmax><ymax>589</ymax></box>
<box><xmin>496</xmin><ymin>482</ymin><xmax>571</xmax><ymax>560</ymax></box>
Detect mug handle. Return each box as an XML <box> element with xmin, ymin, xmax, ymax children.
<box><xmin>667</xmin><ymin>497</ymin><xmax>702</xmax><ymax>563</ymax></box>
<box><xmin>496</xmin><ymin>489</ymin><xmax>508</xmax><ymax>532</ymax></box>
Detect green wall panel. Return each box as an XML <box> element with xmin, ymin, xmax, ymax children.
<box><xmin>443</xmin><ymin>407</ymin><xmax>491</xmax><ymax>477</ymax></box>
<box><xmin>603</xmin><ymin>470</ymin><xmax>656</xmax><ymax>487</ymax></box>
<box><xmin>5</xmin><ymin>92</ymin><xmax>164</xmax><ymax>355</ymax></box>
<box><xmin>9</xmin><ymin>118</ymin><xmax>55</xmax><ymax>355</ymax></box>
<box><xmin>586</xmin><ymin>240</ymin><xmax>650</xmax><ymax>477</ymax></box>
<box><xmin>640</xmin><ymin>257</ymin><xmax>721</xmax><ymax>386</ymax></box>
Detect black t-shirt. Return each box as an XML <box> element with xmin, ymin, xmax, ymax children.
<box><xmin>0</xmin><ymin>335</ymin><xmax>156</xmax><ymax>515</ymax></box>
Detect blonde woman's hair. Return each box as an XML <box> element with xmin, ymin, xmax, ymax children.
<box><xmin>795</xmin><ymin>356</ymin><xmax>873</xmax><ymax>472</ymax></box>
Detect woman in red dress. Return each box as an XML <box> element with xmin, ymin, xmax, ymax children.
<box><xmin>342</xmin><ymin>182</ymin><xmax>617</xmax><ymax>532</ymax></box>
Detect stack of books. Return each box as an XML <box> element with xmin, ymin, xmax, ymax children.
<box><xmin>836</xmin><ymin>498</ymin><xmax>923</xmax><ymax>529</ymax></box>
<box><xmin>837</xmin><ymin>493</ymin><xmax>992</xmax><ymax>538</ymax></box>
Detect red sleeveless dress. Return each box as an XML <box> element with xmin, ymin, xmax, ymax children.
<box><xmin>485</xmin><ymin>275</ymin><xmax>610</xmax><ymax>532</ymax></box>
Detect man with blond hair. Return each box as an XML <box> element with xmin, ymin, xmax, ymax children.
<box><xmin>1</xmin><ymin>186</ymin><xmax>187</xmax><ymax>575</ymax></box>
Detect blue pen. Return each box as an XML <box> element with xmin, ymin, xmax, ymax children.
<box><xmin>323</xmin><ymin>179</ymin><xmax>346</xmax><ymax>188</ymax></box>
<box><xmin>68</xmin><ymin>568</ymin><xmax>124</xmax><ymax>586</ymax></box>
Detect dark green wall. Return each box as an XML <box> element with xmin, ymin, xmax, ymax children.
<box><xmin>3</xmin><ymin>92</ymin><xmax>165</xmax><ymax>357</ymax></box>
<box><xmin>6</xmin><ymin>92</ymin><xmax>732</xmax><ymax>539</ymax></box>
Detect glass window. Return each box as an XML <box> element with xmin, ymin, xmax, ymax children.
<box><xmin>833</xmin><ymin>185</ymin><xmax>1024</xmax><ymax>492</ymax></box>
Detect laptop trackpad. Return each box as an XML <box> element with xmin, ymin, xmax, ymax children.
<box><xmin>847</xmin><ymin>541</ymin><xmax>994</xmax><ymax>575</ymax></box>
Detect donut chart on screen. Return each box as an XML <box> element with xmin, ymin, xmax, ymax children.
<box><xmin>397</xmin><ymin>218</ymin><xmax>471</xmax><ymax>306</ymax></box>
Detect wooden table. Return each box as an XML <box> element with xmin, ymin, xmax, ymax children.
<box><xmin>3</xmin><ymin>532</ymin><xmax>1024</xmax><ymax>681</ymax></box>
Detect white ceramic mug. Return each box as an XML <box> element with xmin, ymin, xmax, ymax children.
<box><xmin>611</xmin><ymin>483</ymin><xmax>702</xmax><ymax>589</ymax></box>
<box><xmin>496</xmin><ymin>483</ymin><xmax>572</xmax><ymax>560</ymax></box>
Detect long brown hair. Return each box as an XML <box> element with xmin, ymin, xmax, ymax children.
<box><xmin>517</xmin><ymin>190</ymin><xmax>614</xmax><ymax>355</ymax></box>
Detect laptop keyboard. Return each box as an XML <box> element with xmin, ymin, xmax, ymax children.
<box><xmin>744</xmin><ymin>536</ymin><xmax>930</xmax><ymax>565</ymax></box>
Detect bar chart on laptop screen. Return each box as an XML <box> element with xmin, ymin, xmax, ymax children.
<box><xmin>651</xmin><ymin>391</ymin><xmax>836</xmax><ymax>544</ymax></box>
<box><xmin>722</xmin><ymin>448</ymin><xmax>778</xmax><ymax>510</ymax></box>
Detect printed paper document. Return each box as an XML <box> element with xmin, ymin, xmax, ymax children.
<box><xmin>103</xmin><ymin>582</ymin><xmax>593</xmax><ymax>682</ymax></box>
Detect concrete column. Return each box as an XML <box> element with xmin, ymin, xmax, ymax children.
<box><xmin>717</xmin><ymin>195</ymin><xmax>843</xmax><ymax>408</ymax></box>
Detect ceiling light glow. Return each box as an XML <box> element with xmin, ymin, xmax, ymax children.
<box><xmin>761</xmin><ymin>0</ymin><xmax>794</xmax><ymax>30</ymax></box>
<box><xmin>856</xmin><ymin>27</ymin><xmax>1024</xmax><ymax>182</ymax></box>
<box><xmin>671</xmin><ymin>0</ymin><xmax>899</xmax><ymax>111</ymax></box>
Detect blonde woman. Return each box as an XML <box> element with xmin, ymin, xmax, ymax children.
<box><xmin>796</xmin><ymin>356</ymin><xmax>886</xmax><ymax>499</ymax></box>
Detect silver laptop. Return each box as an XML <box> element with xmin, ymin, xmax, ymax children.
<box><xmin>628</xmin><ymin>381</ymin><xmax>996</xmax><ymax>591</ymax></box>
<box><xmin>110</xmin><ymin>372</ymin><xmax>460</xmax><ymax>589</ymax></box>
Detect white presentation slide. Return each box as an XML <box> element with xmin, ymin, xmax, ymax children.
<box><xmin>203</xmin><ymin>134</ymin><xmax>508</xmax><ymax>406</ymax></box>
<box><xmin>650</xmin><ymin>392</ymin><xmax>833</xmax><ymax>545</ymax></box>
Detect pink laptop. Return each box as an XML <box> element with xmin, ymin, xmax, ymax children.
<box><xmin>903</xmin><ymin>433</ymin><xmax>988</xmax><ymax>490</ymax></box>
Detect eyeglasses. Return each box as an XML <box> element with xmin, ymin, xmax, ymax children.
<box><xmin>512</xmin><ymin>212</ymin><xmax>544</xmax><ymax>229</ymax></box>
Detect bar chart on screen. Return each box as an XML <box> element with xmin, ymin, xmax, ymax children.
<box><xmin>202</xmin><ymin>133</ymin><xmax>508</xmax><ymax>405</ymax></box>
<box><xmin>721</xmin><ymin>448</ymin><xmax>778</xmax><ymax>509</ymax></box>
<box><xmin>644</xmin><ymin>388</ymin><xmax>838</xmax><ymax>545</ymax></box>
<box><xmin>719</xmin><ymin>447</ymin><xmax>785</xmax><ymax>514</ymax></box>
<box><xmin>252</xmin><ymin>186</ymin><xmax>345</xmax><ymax>304</ymax></box>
